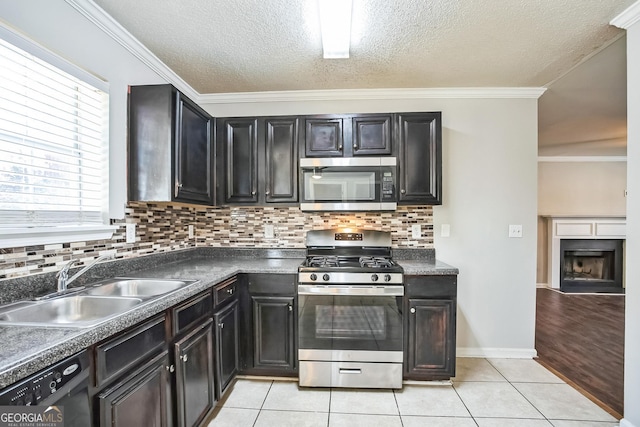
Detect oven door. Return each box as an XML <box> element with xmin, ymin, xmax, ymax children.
<box><xmin>298</xmin><ymin>284</ymin><xmax>403</xmax><ymax>361</ymax></box>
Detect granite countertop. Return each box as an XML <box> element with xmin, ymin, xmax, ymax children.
<box><xmin>0</xmin><ymin>251</ymin><xmax>457</xmax><ymax>388</ymax></box>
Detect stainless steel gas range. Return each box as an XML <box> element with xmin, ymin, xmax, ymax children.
<box><xmin>297</xmin><ymin>229</ymin><xmax>404</xmax><ymax>389</ymax></box>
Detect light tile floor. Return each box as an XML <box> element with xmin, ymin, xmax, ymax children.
<box><xmin>206</xmin><ymin>358</ymin><xmax>619</xmax><ymax>427</ymax></box>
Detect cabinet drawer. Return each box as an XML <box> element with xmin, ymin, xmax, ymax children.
<box><xmin>95</xmin><ymin>315</ymin><xmax>167</xmax><ymax>388</ymax></box>
<box><xmin>172</xmin><ymin>290</ymin><xmax>213</xmax><ymax>335</ymax></box>
<box><xmin>247</xmin><ymin>274</ymin><xmax>296</xmax><ymax>295</ymax></box>
<box><xmin>214</xmin><ymin>278</ymin><xmax>237</xmax><ymax>308</ymax></box>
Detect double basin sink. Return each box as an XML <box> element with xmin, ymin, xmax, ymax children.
<box><xmin>0</xmin><ymin>278</ymin><xmax>195</xmax><ymax>328</ymax></box>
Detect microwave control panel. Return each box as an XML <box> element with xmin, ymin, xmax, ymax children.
<box><xmin>381</xmin><ymin>172</ymin><xmax>395</xmax><ymax>200</ymax></box>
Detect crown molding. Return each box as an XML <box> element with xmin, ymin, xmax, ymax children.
<box><xmin>198</xmin><ymin>87</ymin><xmax>546</xmax><ymax>104</ymax></box>
<box><xmin>538</xmin><ymin>156</ymin><xmax>627</xmax><ymax>162</ymax></box>
<box><xmin>63</xmin><ymin>0</ymin><xmax>199</xmax><ymax>100</ymax></box>
<box><xmin>63</xmin><ymin>0</ymin><xmax>546</xmax><ymax>105</ymax></box>
<box><xmin>611</xmin><ymin>1</ymin><xmax>640</xmax><ymax>29</ymax></box>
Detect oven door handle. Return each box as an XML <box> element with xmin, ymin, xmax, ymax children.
<box><xmin>298</xmin><ymin>285</ymin><xmax>404</xmax><ymax>296</ymax></box>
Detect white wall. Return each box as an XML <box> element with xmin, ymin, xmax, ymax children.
<box><xmin>0</xmin><ymin>0</ymin><xmax>166</xmax><ymax>219</ymax></box>
<box><xmin>622</xmin><ymin>14</ymin><xmax>640</xmax><ymax>427</ymax></box>
<box><xmin>203</xmin><ymin>97</ymin><xmax>539</xmax><ymax>357</ymax></box>
<box><xmin>538</xmin><ymin>161</ymin><xmax>627</xmax><ymax>216</ymax></box>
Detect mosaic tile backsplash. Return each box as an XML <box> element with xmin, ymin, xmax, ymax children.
<box><xmin>0</xmin><ymin>202</ymin><xmax>433</xmax><ymax>280</ymax></box>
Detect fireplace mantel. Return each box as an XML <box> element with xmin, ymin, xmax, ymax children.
<box><xmin>546</xmin><ymin>216</ymin><xmax>626</xmax><ymax>289</ymax></box>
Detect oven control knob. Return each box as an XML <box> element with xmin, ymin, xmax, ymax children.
<box><xmin>322</xmin><ymin>274</ymin><xmax>330</xmax><ymax>281</ymax></box>
<box><xmin>371</xmin><ymin>274</ymin><xmax>379</xmax><ymax>282</ymax></box>
<box><xmin>384</xmin><ymin>274</ymin><xmax>391</xmax><ymax>282</ymax></box>
<box><xmin>310</xmin><ymin>274</ymin><xmax>317</xmax><ymax>281</ymax></box>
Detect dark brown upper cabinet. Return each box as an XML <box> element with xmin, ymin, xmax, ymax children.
<box><xmin>128</xmin><ymin>84</ymin><xmax>213</xmax><ymax>205</ymax></box>
<box><xmin>397</xmin><ymin>112</ymin><xmax>442</xmax><ymax>205</ymax></box>
<box><xmin>217</xmin><ymin>116</ymin><xmax>298</xmax><ymax>205</ymax></box>
<box><xmin>303</xmin><ymin>114</ymin><xmax>392</xmax><ymax>157</ymax></box>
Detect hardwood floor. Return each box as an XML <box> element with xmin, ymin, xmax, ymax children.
<box><xmin>535</xmin><ymin>287</ymin><xmax>625</xmax><ymax>417</ymax></box>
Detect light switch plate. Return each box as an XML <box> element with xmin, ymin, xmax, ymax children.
<box><xmin>188</xmin><ymin>225</ymin><xmax>194</xmax><ymax>239</ymax></box>
<box><xmin>264</xmin><ymin>224</ymin><xmax>275</xmax><ymax>239</ymax></box>
<box><xmin>441</xmin><ymin>224</ymin><xmax>450</xmax><ymax>237</ymax></box>
<box><xmin>509</xmin><ymin>224</ymin><xmax>523</xmax><ymax>238</ymax></box>
<box><xmin>411</xmin><ymin>224</ymin><xmax>421</xmax><ymax>239</ymax></box>
<box><xmin>125</xmin><ymin>223</ymin><xmax>136</xmax><ymax>243</ymax></box>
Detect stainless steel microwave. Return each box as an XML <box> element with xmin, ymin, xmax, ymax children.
<box><xmin>299</xmin><ymin>157</ymin><xmax>397</xmax><ymax>211</ymax></box>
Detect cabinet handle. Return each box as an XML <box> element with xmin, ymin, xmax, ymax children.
<box><xmin>288</xmin><ymin>305</ymin><xmax>292</xmax><ymax>312</ymax></box>
<box><xmin>353</xmin><ymin>143</ymin><xmax>358</xmax><ymax>149</ymax></box>
<box><xmin>338</xmin><ymin>144</ymin><xmax>343</xmax><ymax>150</ymax></box>
<box><xmin>410</xmin><ymin>307</ymin><xmax>416</xmax><ymax>314</ymax></box>
<box><xmin>226</xmin><ymin>288</ymin><xmax>233</xmax><ymax>294</ymax></box>
<box><xmin>265</xmin><ymin>190</ymin><xmax>270</xmax><ymax>195</ymax></box>
<box><xmin>251</xmin><ymin>190</ymin><xmax>256</xmax><ymax>196</ymax></box>
<box><xmin>166</xmin><ymin>364</ymin><xmax>175</xmax><ymax>373</ymax></box>
<box><xmin>401</xmin><ymin>189</ymin><xmax>406</xmax><ymax>194</ymax></box>
<box><xmin>180</xmin><ymin>354</ymin><xmax>188</xmax><ymax>363</ymax></box>
<box><xmin>174</xmin><ymin>181</ymin><xmax>183</xmax><ymax>197</ymax></box>
<box><xmin>219</xmin><ymin>322</ymin><xmax>224</xmax><ymax>329</ymax></box>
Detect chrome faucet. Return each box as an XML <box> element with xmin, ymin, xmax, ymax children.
<box><xmin>56</xmin><ymin>254</ymin><xmax>115</xmax><ymax>292</ymax></box>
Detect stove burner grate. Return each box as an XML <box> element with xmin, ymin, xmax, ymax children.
<box><xmin>359</xmin><ymin>256</ymin><xmax>394</xmax><ymax>268</ymax></box>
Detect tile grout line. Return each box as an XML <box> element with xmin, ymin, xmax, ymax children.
<box><xmin>392</xmin><ymin>388</ymin><xmax>404</xmax><ymax>426</ymax></box>
<box><xmin>450</xmin><ymin>381</ymin><xmax>481</xmax><ymax>427</ymax></box>
<box><xmin>251</xmin><ymin>380</ymin><xmax>274</xmax><ymax>427</ymax></box>
<box><xmin>484</xmin><ymin>359</ymin><xmax>553</xmax><ymax>424</ymax></box>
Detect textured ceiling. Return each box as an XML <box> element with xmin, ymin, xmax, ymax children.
<box><xmin>92</xmin><ymin>0</ymin><xmax>634</xmax><ymax>94</ymax></box>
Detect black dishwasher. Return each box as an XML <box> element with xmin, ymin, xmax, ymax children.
<box><xmin>0</xmin><ymin>350</ymin><xmax>91</xmax><ymax>427</ymax></box>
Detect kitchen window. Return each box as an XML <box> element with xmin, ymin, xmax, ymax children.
<box><xmin>0</xmin><ymin>27</ymin><xmax>115</xmax><ymax>248</ymax></box>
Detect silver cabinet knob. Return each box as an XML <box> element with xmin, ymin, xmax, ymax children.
<box><xmin>251</xmin><ymin>190</ymin><xmax>256</xmax><ymax>195</ymax></box>
<box><xmin>353</xmin><ymin>143</ymin><xmax>358</xmax><ymax>149</ymax></box>
<box><xmin>265</xmin><ymin>190</ymin><xmax>270</xmax><ymax>195</ymax></box>
<box><xmin>180</xmin><ymin>354</ymin><xmax>188</xmax><ymax>363</ymax></box>
<box><xmin>227</xmin><ymin>288</ymin><xmax>233</xmax><ymax>294</ymax></box>
<box><xmin>219</xmin><ymin>322</ymin><xmax>224</xmax><ymax>329</ymax></box>
<box><xmin>401</xmin><ymin>189</ymin><xmax>406</xmax><ymax>194</ymax></box>
<box><xmin>288</xmin><ymin>305</ymin><xmax>293</xmax><ymax>312</ymax></box>
<box><xmin>410</xmin><ymin>307</ymin><xmax>416</xmax><ymax>314</ymax></box>
<box><xmin>166</xmin><ymin>364</ymin><xmax>175</xmax><ymax>373</ymax></box>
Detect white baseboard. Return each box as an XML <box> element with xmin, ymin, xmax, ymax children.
<box><xmin>620</xmin><ymin>419</ymin><xmax>638</xmax><ymax>427</ymax></box>
<box><xmin>536</xmin><ymin>283</ymin><xmax>550</xmax><ymax>288</ymax></box>
<box><xmin>457</xmin><ymin>347</ymin><xmax>538</xmax><ymax>359</ymax></box>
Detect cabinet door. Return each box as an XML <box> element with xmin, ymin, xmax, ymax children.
<box><xmin>397</xmin><ymin>113</ymin><xmax>442</xmax><ymax>204</ymax></box>
<box><xmin>352</xmin><ymin>114</ymin><xmax>392</xmax><ymax>155</ymax></box>
<box><xmin>174</xmin><ymin>93</ymin><xmax>213</xmax><ymax>204</ymax></box>
<box><xmin>214</xmin><ymin>300</ymin><xmax>239</xmax><ymax>398</ymax></box>
<box><xmin>97</xmin><ymin>351</ymin><xmax>171</xmax><ymax>427</ymax></box>
<box><xmin>405</xmin><ymin>299</ymin><xmax>455</xmax><ymax>380</ymax></box>
<box><xmin>252</xmin><ymin>296</ymin><xmax>295</xmax><ymax>371</ymax></box>
<box><xmin>304</xmin><ymin>118</ymin><xmax>344</xmax><ymax>157</ymax></box>
<box><xmin>264</xmin><ymin>117</ymin><xmax>298</xmax><ymax>202</ymax></box>
<box><xmin>222</xmin><ymin>119</ymin><xmax>259</xmax><ymax>203</ymax></box>
<box><xmin>174</xmin><ymin>318</ymin><xmax>215</xmax><ymax>427</ymax></box>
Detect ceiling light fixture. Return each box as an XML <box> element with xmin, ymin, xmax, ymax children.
<box><xmin>318</xmin><ymin>0</ymin><xmax>353</xmax><ymax>59</ymax></box>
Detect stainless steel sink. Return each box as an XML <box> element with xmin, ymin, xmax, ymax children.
<box><xmin>0</xmin><ymin>296</ymin><xmax>143</xmax><ymax>328</ymax></box>
<box><xmin>82</xmin><ymin>278</ymin><xmax>192</xmax><ymax>298</ymax></box>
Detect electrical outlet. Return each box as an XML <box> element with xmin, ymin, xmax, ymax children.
<box><xmin>188</xmin><ymin>225</ymin><xmax>194</xmax><ymax>239</ymax></box>
<box><xmin>509</xmin><ymin>224</ymin><xmax>523</xmax><ymax>238</ymax></box>
<box><xmin>125</xmin><ymin>223</ymin><xmax>136</xmax><ymax>243</ymax></box>
<box><xmin>411</xmin><ymin>224</ymin><xmax>421</xmax><ymax>239</ymax></box>
<box><xmin>264</xmin><ymin>224</ymin><xmax>275</xmax><ymax>239</ymax></box>
<box><xmin>441</xmin><ymin>224</ymin><xmax>451</xmax><ymax>237</ymax></box>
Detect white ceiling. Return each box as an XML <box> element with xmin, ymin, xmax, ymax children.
<box><xmin>92</xmin><ymin>0</ymin><xmax>633</xmax><ymax>153</ymax></box>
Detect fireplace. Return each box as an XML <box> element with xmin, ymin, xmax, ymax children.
<box><xmin>560</xmin><ymin>239</ymin><xmax>624</xmax><ymax>293</ymax></box>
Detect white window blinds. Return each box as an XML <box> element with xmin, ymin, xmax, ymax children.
<box><xmin>0</xmin><ymin>37</ymin><xmax>108</xmax><ymax>228</ymax></box>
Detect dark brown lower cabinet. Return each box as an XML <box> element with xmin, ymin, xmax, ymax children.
<box><xmin>404</xmin><ymin>275</ymin><xmax>457</xmax><ymax>380</ymax></box>
<box><xmin>173</xmin><ymin>318</ymin><xmax>215</xmax><ymax>427</ymax></box>
<box><xmin>214</xmin><ymin>300</ymin><xmax>239</xmax><ymax>397</ymax></box>
<box><xmin>97</xmin><ymin>351</ymin><xmax>172</xmax><ymax>427</ymax></box>
<box><xmin>252</xmin><ymin>295</ymin><xmax>295</xmax><ymax>372</ymax></box>
<box><xmin>406</xmin><ymin>299</ymin><xmax>455</xmax><ymax>379</ymax></box>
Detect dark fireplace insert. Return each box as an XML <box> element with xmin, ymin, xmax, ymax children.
<box><xmin>560</xmin><ymin>239</ymin><xmax>624</xmax><ymax>293</ymax></box>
